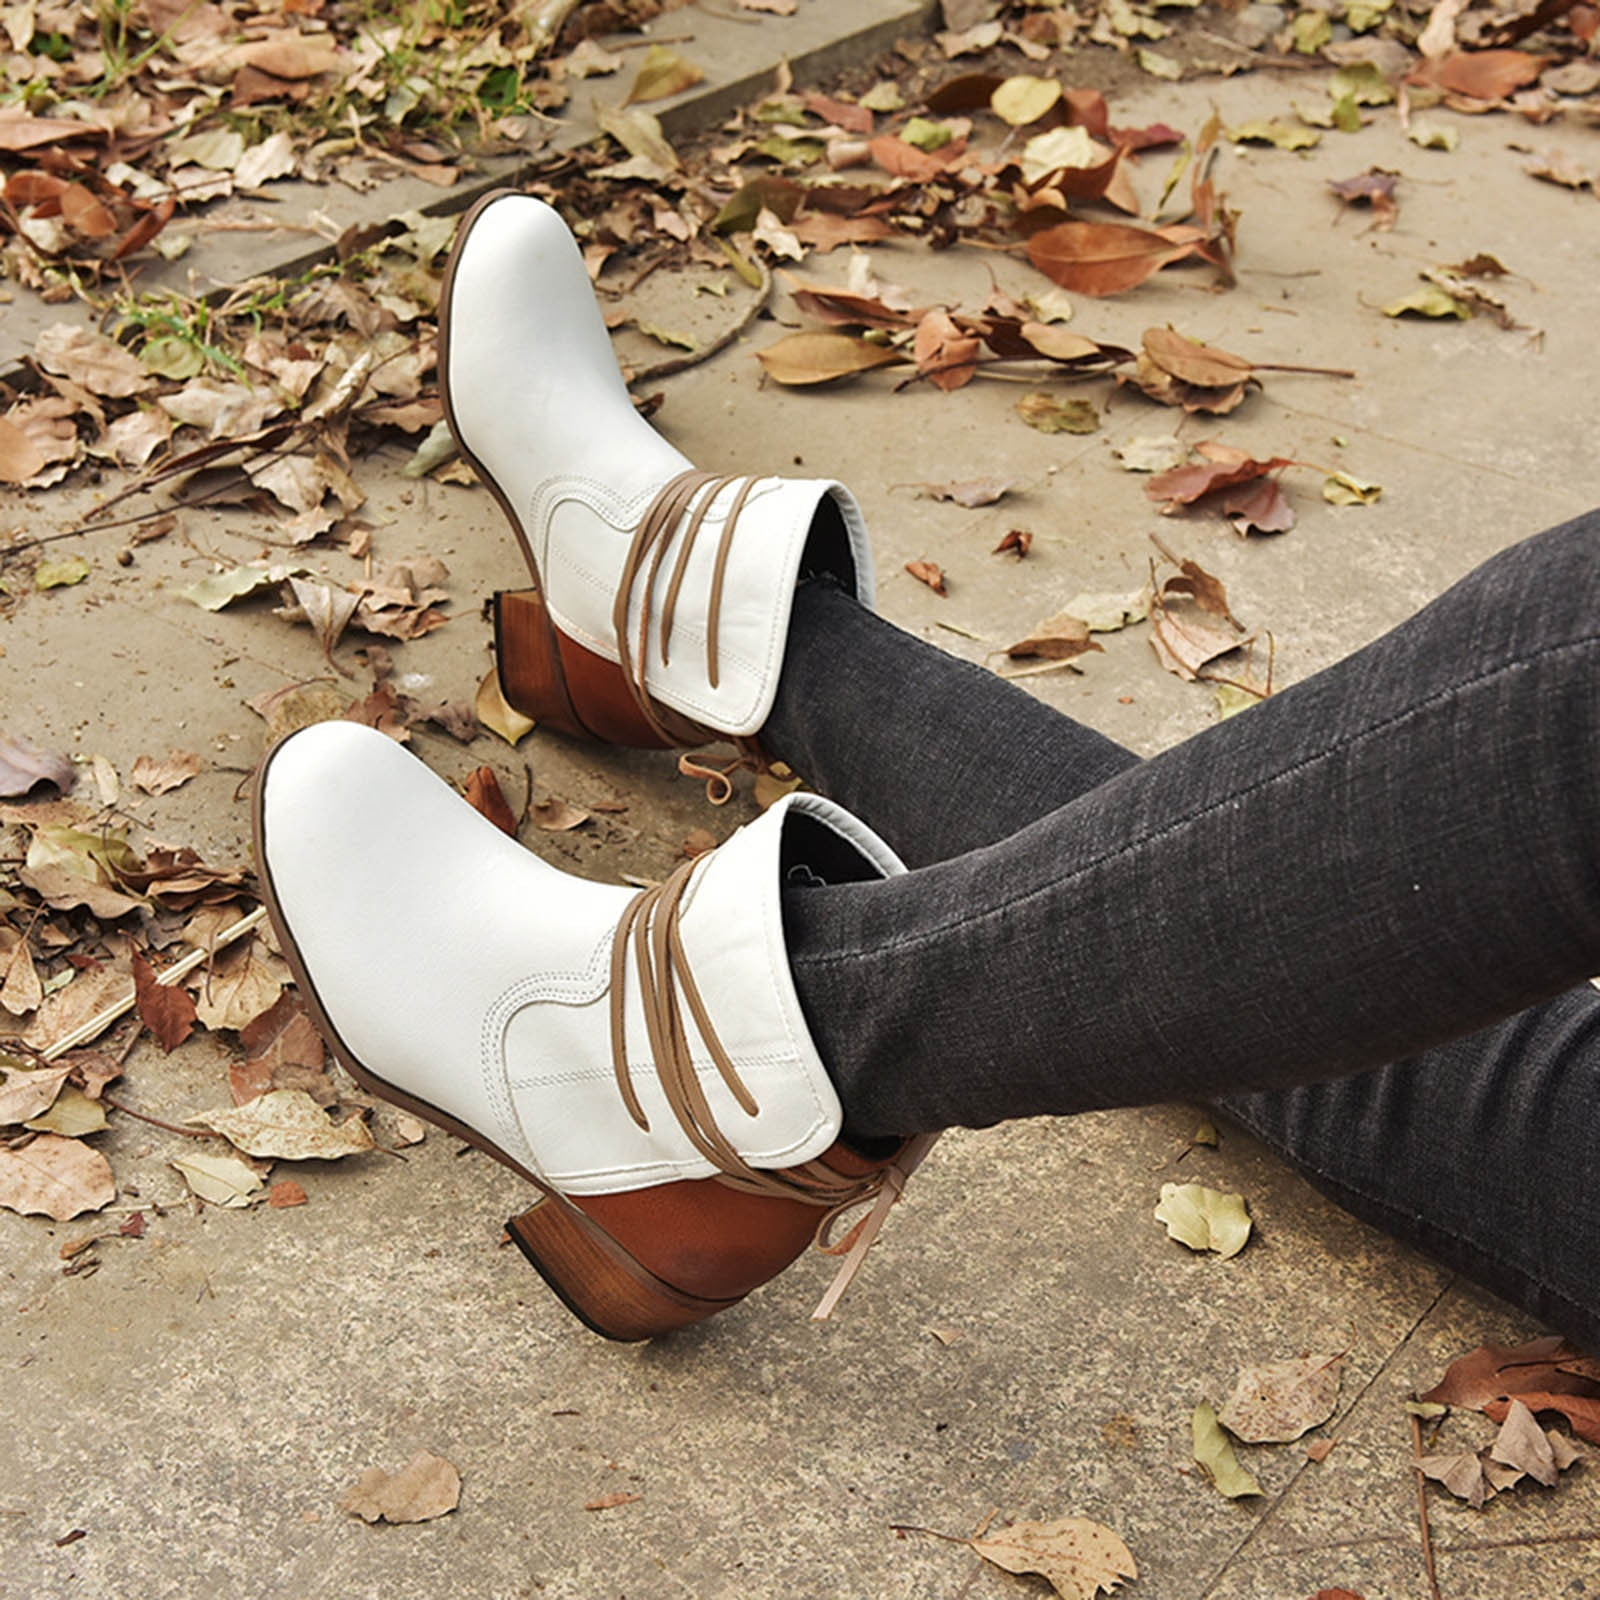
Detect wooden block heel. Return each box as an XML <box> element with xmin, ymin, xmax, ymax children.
<box><xmin>493</xmin><ymin>588</ymin><xmax>686</xmax><ymax>749</ymax></box>
<box><xmin>506</xmin><ymin>1194</ymin><xmax>742</xmax><ymax>1343</ymax></box>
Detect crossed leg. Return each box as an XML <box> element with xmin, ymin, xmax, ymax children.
<box><xmin>761</xmin><ymin>511</ymin><xmax>1600</xmax><ymax>1349</ymax></box>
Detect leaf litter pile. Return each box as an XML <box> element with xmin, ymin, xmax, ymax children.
<box><xmin>3</xmin><ymin>0</ymin><xmax>1599</xmax><ymax>1581</ymax></box>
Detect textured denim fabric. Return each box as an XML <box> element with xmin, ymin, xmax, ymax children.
<box><xmin>765</xmin><ymin>511</ymin><xmax>1600</xmax><ymax>1348</ymax></box>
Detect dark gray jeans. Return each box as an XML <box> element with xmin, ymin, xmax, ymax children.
<box><xmin>767</xmin><ymin>511</ymin><xmax>1600</xmax><ymax>1349</ymax></box>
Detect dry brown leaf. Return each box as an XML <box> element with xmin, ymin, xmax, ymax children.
<box><xmin>340</xmin><ymin>1450</ymin><xmax>461</xmax><ymax>1524</ymax></box>
<box><xmin>188</xmin><ymin>1088</ymin><xmax>374</xmax><ymax>1161</ymax></box>
<box><xmin>0</xmin><ymin>1063</ymin><xmax>73</xmax><ymax>1125</ymax></box>
<box><xmin>0</xmin><ymin>1132</ymin><xmax>115</xmax><ymax>1221</ymax></box>
<box><xmin>1484</xmin><ymin>1392</ymin><xmax>1600</xmax><ymax>1446</ymax></box>
<box><xmin>970</xmin><ymin>1515</ymin><xmax>1137</xmax><ymax>1600</ymax></box>
<box><xmin>0</xmin><ymin>735</ymin><xmax>76</xmax><ymax>798</ymax></box>
<box><xmin>756</xmin><ymin>332</ymin><xmax>903</xmax><ymax>386</ymax></box>
<box><xmin>1141</xmin><ymin>327</ymin><xmax>1254</xmax><ymax>389</ymax></box>
<box><xmin>268</xmin><ymin>1178</ymin><xmax>308</xmax><ymax>1208</ymax></box>
<box><xmin>23</xmin><ymin>957</ymin><xmax>134</xmax><ymax>1054</ymax></box>
<box><xmin>188</xmin><ymin>938</ymin><xmax>285</xmax><ymax>1031</ymax></box>
<box><xmin>905</xmin><ymin>560</ymin><xmax>948</xmax><ymax>596</ymax></box>
<box><xmin>1008</xmin><ymin>613</ymin><xmax>1104</xmax><ymax>662</ymax></box>
<box><xmin>993</xmin><ymin>529</ymin><xmax>1033</xmax><ymax>558</ymax></box>
<box><xmin>913</xmin><ymin>310</ymin><xmax>981</xmax><ymax>392</ymax></box>
<box><xmin>464</xmin><ymin>766</ymin><xmax>518</xmax><ymax>836</ymax></box>
<box><xmin>0</xmin><ymin>417</ymin><xmax>46</xmax><ymax>485</ymax></box>
<box><xmin>133</xmin><ymin>952</ymin><xmax>197</xmax><ymax>1053</ymax></box>
<box><xmin>529</xmin><ymin>797</ymin><xmax>591</xmax><ymax>832</ymax></box>
<box><xmin>1419</xmin><ymin>1335</ymin><xmax>1599</xmax><ymax>1409</ymax></box>
<box><xmin>0</xmin><ymin>932</ymin><xmax>43</xmax><ymax>1016</ymax></box>
<box><xmin>235</xmin><ymin>991</ymin><xmax>331</xmax><ymax>1106</ymax></box>
<box><xmin>1026</xmin><ymin>222</ymin><xmax>1197</xmax><ymax>296</ymax></box>
<box><xmin>131</xmin><ymin>749</ymin><xmax>202</xmax><ymax>795</ymax></box>
<box><xmin>35</xmin><ymin>324</ymin><xmax>153</xmax><ymax>399</ymax></box>
<box><xmin>1147</xmin><ymin>443</ymin><xmax>1299</xmax><ymax>511</ymax></box>
<box><xmin>1412</xmin><ymin>49</ymin><xmax>1549</xmax><ymax>101</ymax></box>
<box><xmin>623</xmin><ymin>45</ymin><xmax>703</xmax><ymax>106</ymax></box>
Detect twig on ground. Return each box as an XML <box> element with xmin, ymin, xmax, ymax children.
<box><xmin>1410</xmin><ymin>1411</ymin><xmax>1444</xmax><ymax>1600</ymax></box>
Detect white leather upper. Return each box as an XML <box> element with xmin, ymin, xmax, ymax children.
<box><xmin>258</xmin><ymin>723</ymin><xmax>906</xmax><ymax>1195</ymax></box>
<box><xmin>444</xmin><ymin>194</ymin><xmax>875</xmax><ymax>737</ymax></box>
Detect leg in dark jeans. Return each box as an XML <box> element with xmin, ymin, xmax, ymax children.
<box><xmin>763</xmin><ymin>512</ymin><xmax>1600</xmax><ymax>1348</ymax></box>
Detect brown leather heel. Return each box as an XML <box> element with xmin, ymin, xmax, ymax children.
<box><xmin>493</xmin><ymin>587</ymin><xmax>703</xmax><ymax>749</ymax></box>
<box><xmin>506</xmin><ymin>1193</ymin><xmax>740</xmax><ymax>1342</ymax></box>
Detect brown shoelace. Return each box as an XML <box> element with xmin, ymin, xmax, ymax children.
<box><xmin>611</xmin><ymin>471</ymin><xmax>770</xmax><ymax>801</ymax></box>
<box><xmin>607</xmin><ymin>854</ymin><xmax>936</xmax><ymax>1314</ymax></box>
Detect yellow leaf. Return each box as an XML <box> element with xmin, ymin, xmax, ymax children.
<box><xmin>1192</xmin><ymin>1402</ymin><xmax>1264</xmax><ymax>1497</ymax></box>
<box><xmin>755</xmin><ymin>332</ymin><xmax>903</xmax><ymax>386</ymax></box>
<box><xmin>992</xmin><ymin>75</ymin><xmax>1062</xmax><ymax>127</ymax></box>
<box><xmin>1155</xmin><ymin>1181</ymin><xmax>1252</xmax><ymax>1258</ymax></box>
<box><xmin>475</xmin><ymin>667</ymin><xmax>535</xmax><ymax>746</ymax></box>
<box><xmin>624</xmin><ymin>45</ymin><xmax>704</xmax><ymax>106</ymax></box>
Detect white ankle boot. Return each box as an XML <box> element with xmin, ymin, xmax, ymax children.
<box><xmin>439</xmin><ymin>191</ymin><xmax>875</xmax><ymax>748</ymax></box>
<box><xmin>254</xmin><ymin>722</ymin><xmax>927</xmax><ymax>1339</ymax></box>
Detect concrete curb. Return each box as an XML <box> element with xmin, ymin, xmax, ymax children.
<box><xmin>1</xmin><ymin>0</ymin><xmax>937</xmax><ymax>379</ymax></box>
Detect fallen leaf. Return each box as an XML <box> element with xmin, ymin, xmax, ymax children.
<box><xmin>26</xmin><ymin>1085</ymin><xmax>108</xmax><ymax>1138</ymax></box>
<box><xmin>1147</xmin><ymin>443</ymin><xmax>1297</xmax><ymax>510</ymax></box>
<box><xmin>1382</xmin><ymin>284</ymin><xmax>1471</xmax><ymax>319</ymax></box>
<box><xmin>1227</xmin><ymin>120</ymin><xmax>1321</xmax><ymax>150</ymax></box>
<box><xmin>1323</xmin><ymin>471</ymin><xmax>1382</xmax><ymax>506</ymax></box>
<box><xmin>1305</xmin><ymin>1438</ymin><xmax>1338</xmax><ymax>1463</ymax></box>
<box><xmin>905</xmin><ymin>560</ymin><xmax>948</xmax><ymax>596</ymax></box>
<box><xmin>1218</xmin><ymin>1356</ymin><xmax>1343</xmax><ymax>1443</ymax></box>
<box><xmin>1156</xmin><ymin>1182</ymin><xmax>1252</xmax><ymax>1258</ymax></box>
<box><xmin>281</xmin><ymin>577</ymin><xmax>361</xmax><ymax>661</ymax></box>
<box><xmin>188</xmin><ymin>938</ymin><xmax>285</xmax><ymax>1031</ymax></box>
<box><xmin>753</xmin><ymin>762</ymin><xmax>803</xmax><ymax>810</ymax></box>
<box><xmin>131</xmin><ymin>749</ymin><xmax>202</xmax><ymax>795</ymax></box>
<box><xmin>1193</xmin><ymin>1402</ymin><xmax>1263</xmax><ymax>1497</ymax></box>
<box><xmin>0</xmin><ymin>735</ymin><xmax>75</xmax><ymax>798</ymax></box>
<box><xmin>1327</xmin><ymin>169</ymin><xmax>1400</xmax><ymax>228</ymax></box>
<box><xmin>906</xmin><ymin>476</ymin><xmax>1023</xmax><ymax>508</ymax></box>
<box><xmin>624</xmin><ymin>45</ymin><xmax>704</xmax><ymax>106</ymax></box>
<box><xmin>1484</xmin><ymin>1392</ymin><xmax>1600</xmax><ymax>1446</ymax></box>
<box><xmin>1141</xmin><ymin>327</ymin><xmax>1255</xmax><ymax>390</ymax></box>
<box><xmin>1418</xmin><ymin>1336</ymin><xmax>1597</xmax><ymax>1409</ymax></box>
<box><xmin>1026</xmin><ymin>221</ymin><xmax>1197</xmax><ymax>296</ymax></box>
<box><xmin>756</xmin><ymin>332</ymin><xmax>903</xmax><ymax>386</ymax></box>
<box><xmin>1489</xmin><ymin>1398</ymin><xmax>1564</xmax><ymax>1486</ymax></box>
<box><xmin>1113</xmin><ymin>436</ymin><xmax>1188</xmax><ymax>473</ymax></box>
<box><xmin>1223</xmin><ymin>477</ymin><xmax>1296</xmax><ymax>537</ymax></box>
<box><xmin>0</xmin><ymin>1063</ymin><xmax>73</xmax><ymax>1125</ymax></box>
<box><xmin>993</xmin><ymin>529</ymin><xmax>1033</xmax><ymax>558</ymax></box>
<box><xmin>236</xmin><ymin>992</ymin><xmax>331</xmax><ymax>1105</ymax></box>
<box><xmin>170</xmin><ymin>1148</ymin><xmax>267</xmax><ymax>1207</ymax></box>
<box><xmin>133</xmin><ymin>953</ymin><xmax>197</xmax><ymax>1052</ymax></box>
<box><xmin>0</xmin><ymin>417</ymin><xmax>46</xmax><ymax>484</ymax></box>
<box><xmin>1407</xmin><ymin>122</ymin><xmax>1458</xmax><ymax>150</ymax></box>
<box><xmin>993</xmin><ymin>75</ymin><xmax>1063</xmax><ymax>127</ymax></box>
<box><xmin>913</xmin><ymin>310</ymin><xmax>981</xmax><ymax>392</ymax></box>
<box><xmin>188</xmin><ymin>1089</ymin><xmax>374</xmax><ymax>1161</ymax></box>
<box><xmin>464</xmin><ymin>766</ymin><xmax>518</xmax><ymax>836</ymax></box>
<box><xmin>528</xmin><ymin>797</ymin><xmax>591</xmax><ymax>832</ymax></box>
<box><xmin>1007</xmin><ymin>613</ymin><xmax>1104</xmax><ymax>663</ymax></box>
<box><xmin>1016</xmin><ymin>393</ymin><xmax>1099</xmax><ymax>434</ymax></box>
<box><xmin>1418</xmin><ymin>1448</ymin><xmax>1495</xmax><ymax>1508</ymax></box>
<box><xmin>340</xmin><ymin>1451</ymin><xmax>461</xmax><ymax>1524</ymax></box>
<box><xmin>1413</xmin><ymin>48</ymin><xmax>1549</xmax><ymax>102</ymax></box>
<box><xmin>34</xmin><ymin>325</ymin><xmax>153</xmax><ymax>398</ymax></box>
<box><xmin>0</xmin><ymin>1133</ymin><xmax>115</xmax><ymax>1221</ymax></box>
<box><xmin>475</xmin><ymin>668</ymin><xmax>535</xmax><ymax>747</ymax></box>
<box><xmin>970</xmin><ymin>1514</ymin><xmax>1138</xmax><ymax>1600</ymax></box>
<box><xmin>584</xmin><ymin>1492</ymin><xmax>643</xmax><ymax>1511</ymax></box>
<box><xmin>267</xmin><ymin>1178</ymin><xmax>308</xmax><ymax>1208</ymax></box>
<box><xmin>24</xmin><ymin>958</ymin><xmax>136</xmax><ymax>1054</ymax></box>
<box><xmin>36</xmin><ymin>558</ymin><xmax>91</xmax><ymax>590</ymax></box>
<box><xmin>1062</xmin><ymin>591</ymin><xmax>1148</xmax><ymax>632</ymax></box>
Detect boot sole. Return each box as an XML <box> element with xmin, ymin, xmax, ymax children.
<box><xmin>250</xmin><ymin>740</ymin><xmax>743</xmax><ymax>1342</ymax></box>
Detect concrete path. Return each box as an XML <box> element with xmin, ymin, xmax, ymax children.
<box><xmin>4</xmin><ymin>9</ymin><xmax>1599</xmax><ymax>1599</ymax></box>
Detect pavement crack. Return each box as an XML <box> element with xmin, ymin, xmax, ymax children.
<box><xmin>1195</xmin><ymin>1276</ymin><xmax>1454</xmax><ymax>1599</ymax></box>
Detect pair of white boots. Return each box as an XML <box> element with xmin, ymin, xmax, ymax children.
<box><xmin>255</xmin><ymin>194</ymin><xmax>929</xmax><ymax>1340</ymax></box>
